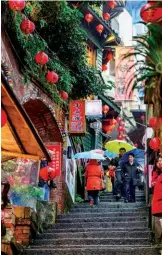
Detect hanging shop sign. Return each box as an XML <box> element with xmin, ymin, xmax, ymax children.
<box><xmin>46</xmin><ymin>144</ymin><xmax>62</xmax><ymax>176</ymax></box>
<box><xmin>69</xmin><ymin>100</ymin><xmax>86</xmax><ymax>134</ymax></box>
<box><xmin>85</xmin><ymin>100</ymin><xmax>102</xmax><ymax>117</ymax></box>
<box><xmin>115</xmin><ymin>47</ymin><xmax>135</xmax><ymax>101</ymax></box>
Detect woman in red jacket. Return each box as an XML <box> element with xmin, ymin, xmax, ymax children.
<box><xmin>85</xmin><ymin>159</ymin><xmax>103</xmax><ymax>206</ymax></box>
<box><xmin>152</xmin><ymin>156</ymin><xmax>162</xmax><ymax>216</ymax></box>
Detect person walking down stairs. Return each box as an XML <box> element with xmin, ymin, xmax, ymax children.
<box><xmin>25</xmin><ymin>189</ymin><xmax>160</xmax><ymax>255</ymax></box>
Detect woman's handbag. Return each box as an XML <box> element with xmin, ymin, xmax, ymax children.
<box><xmin>101</xmin><ymin>179</ymin><xmax>106</xmax><ymax>190</ymax></box>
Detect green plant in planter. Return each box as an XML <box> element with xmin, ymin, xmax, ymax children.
<box><xmin>75</xmin><ymin>193</ymin><xmax>84</xmax><ymax>203</ymax></box>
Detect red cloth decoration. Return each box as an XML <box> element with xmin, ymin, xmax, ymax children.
<box><xmin>1</xmin><ymin>109</ymin><xmax>7</xmax><ymax>127</ymax></box>
<box><xmin>46</xmin><ymin>71</ymin><xmax>59</xmax><ymax>84</ymax></box>
<box><xmin>35</xmin><ymin>52</ymin><xmax>49</xmax><ymax>65</ymax></box>
<box><xmin>20</xmin><ymin>19</ymin><xmax>35</xmax><ymax>34</ymax></box>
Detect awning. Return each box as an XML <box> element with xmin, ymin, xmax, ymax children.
<box><xmin>1</xmin><ymin>74</ymin><xmax>51</xmax><ymax>162</ymax></box>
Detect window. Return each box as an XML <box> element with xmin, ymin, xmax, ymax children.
<box><xmin>86</xmin><ymin>44</ymin><xmax>96</xmax><ymax>67</ymax></box>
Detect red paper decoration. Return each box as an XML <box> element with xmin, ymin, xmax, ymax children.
<box><xmin>96</xmin><ymin>24</ymin><xmax>104</xmax><ymax>35</ymax></box>
<box><xmin>1</xmin><ymin>109</ymin><xmax>7</xmax><ymax>127</ymax></box>
<box><xmin>60</xmin><ymin>91</ymin><xmax>68</xmax><ymax>100</ymax></box>
<box><xmin>85</xmin><ymin>13</ymin><xmax>93</xmax><ymax>23</ymax></box>
<box><xmin>117</xmin><ymin>135</ymin><xmax>124</xmax><ymax>140</ymax></box>
<box><xmin>103</xmin><ymin>13</ymin><xmax>110</xmax><ymax>21</ymax></box>
<box><xmin>107</xmin><ymin>52</ymin><xmax>113</xmax><ymax>61</ymax></box>
<box><xmin>102</xmin><ymin>105</ymin><xmax>109</xmax><ymax>115</ymax></box>
<box><xmin>8</xmin><ymin>0</ymin><xmax>25</xmax><ymax>11</ymax></box>
<box><xmin>46</xmin><ymin>71</ymin><xmax>59</xmax><ymax>84</ymax></box>
<box><xmin>149</xmin><ymin>137</ymin><xmax>160</xmax><ymax>151</ymax></box>
<box><xmin>140</xmin><ymin>2</ymin><xmax>162</xmax><ymax>23</ymax></box>
<box><xmin>102</xmin><ymin>64</ymin><xmax>108</xmax><ymax>71</ymax></box>
<box><xmin>108</xmin><ymin>1</ymin><xmax>117</xmax><ymax>9</ymax></box>
<box><xmin>20</xmin><ymin>19</ymin><xmax>35</xmax><ymax>34</ymax></box>
<box><xmin>35</xmin><ymin>52</ymin><xmax>49</xmax><ymax>65</ymax></box>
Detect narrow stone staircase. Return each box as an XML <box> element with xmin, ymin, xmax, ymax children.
<box><xmin>25</xmin><ymin>190</ymin><xmax>160</xmax><ymax>255</ymax></box>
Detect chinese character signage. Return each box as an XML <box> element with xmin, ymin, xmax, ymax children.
<box><xmin>85</xmin><ymin>100</ymin><xmax>102</xmax><ymax>117</ymax></box>
<box><xmin>115</xmin><ymin>47</ymin><xmax>135</xmax><ymax>101</ymax></box>
<box><xmin>69</xmin><ymin>100</ymin><xmax>86</xmax><ymax>134</ymax></box>
<box><xmin>46</xmin><ymin>144</ymin><xmax>62</xmax><ymax>176</ymax></box>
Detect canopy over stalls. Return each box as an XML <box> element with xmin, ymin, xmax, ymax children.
<box><xmin>1</xmin><ymin>74</ymin><xmax>51</xmax><ymax>162</ymax></box>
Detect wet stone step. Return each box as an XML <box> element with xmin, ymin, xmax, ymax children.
<box><xmin>56</xmin><ymin>216</ymin><xmax>147</xmax><ymax>223</ymax></box>
<box><xmin>52</xmin><ymin>221</ymin><xmax>148</xmax><ymax>229</ymax></box>
<box><xmin>72</xmin><ymin>202</ymin><xmax>145</xmax><ymax>208</ymax></box>
<box><xmin>70</xmin><ymin>207</ymin><xmax>147</xmax><ymax>213</ymax></box>
<box><xmin>33</xmin><ymin>237</ymin><xmax>151</xmax><ymax>246</ymax></box>
<box><xmin>39</xmin><ymin>230</ymin><xmax>151</xmax><ymax>239</ymax></box>
<box><xmin>24</xmin><ymin>245</ymin><xmax>160</xmax><ymax>255</ymax></box>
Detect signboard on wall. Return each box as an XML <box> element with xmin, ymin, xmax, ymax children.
<box><xmin>69</xmin><ymin>100</ymin><xmax>86</xmax><ymax>134</ymax></box>
<box><xmin>46</xmin><ymin>144</ymin><xmax>62</xmax><ymax>176</ymax></box>
<box><xmin>64</xmin><ymin>137</ymin><xmax>76</xmax><ymax>202</ymax></box>
<box><xmin>85</xmin><ymin>100</ymin><xmax>102</xmax><ymax>117</ymax></box>
<box><xmin>115</xmin><ymin>46</ymin><xmax>135</xmax><ymax>101</ymax></box>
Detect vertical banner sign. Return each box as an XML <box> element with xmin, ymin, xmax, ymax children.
<box><xmin>69</xmin><ymin>100</ymin><xmax>86</xmax><ymax>134</ymax></box>
<box><xmin>46</xmin><ymin>144</ymin><xmax>62</xmax><ymax>176</ymax></box>
<box><xmin>115</xmin><ymin>47</ymin><xmax>135</xmax><ymax>101</ymax></box>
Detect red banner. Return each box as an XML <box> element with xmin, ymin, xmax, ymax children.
<box><xmin>115</xmin><ymin>47</ymin><xmax>135</xmax><ymax>101</ymax></box>
<box><xmin>69</xmin><ymin>100</ymin><xmax>86</xmax><ymax>134</ymax></box>
<box><xmin>46</xmin><ymin>144</ymin><xmax>62</xmax><ymax>176</ymax></box>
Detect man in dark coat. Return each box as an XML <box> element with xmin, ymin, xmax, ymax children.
<box><xmin>121</xmin><ymin>153</ymin><xmax>141</xmax><ymax>203</ymax></box>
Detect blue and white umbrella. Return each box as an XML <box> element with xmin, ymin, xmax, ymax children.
<box><xmin>104</xmin><ymin>151</ymin><xmax>117</xmax><ymax>159</ymax></box>
<box><xmin>74</xmin><ymin>151</ymin><xmax>105</xmax><ymax>160</ymax></box>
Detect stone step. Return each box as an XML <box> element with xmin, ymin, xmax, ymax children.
<box><xmin>56</xmin><ymin>216</ymin><xmax>147</xmax><ymax>223</ymax></box>
<box><xmin>33</xmin><ymin>237</ymin><xmax>151</xmax><ymax>246</ymax></box>
<box><xmin>39</xmin><ymin>230</ymin><xmax>151</xmax><ymax>239</ymax></box>
<box><xmin>72</xmin><ymin>202</ymin><xmax>145</xmax><ymax>209</ymax></box>
<box><xmin>52</xmin><ymin>220</ymin><xmax>148</xmax><ymax>229</ymax></box>
<box><xmin>25</xmin><ymin>245</ymin><xmax>160</xmax><ymax>255</ymax></box>
<box><xmin>58</xmin><ymin>211</ymin><xmax>147</xmax><ymax>219</ymax></box>
<box><xmin>45</xmin><ymin>227</ymin><xmax>150</xmax><ymax>233</ymax></box>
<box><xmin>100</xmin><ymin>198</ymin><xmax>145</xmax><ymax>202</ymax></box>
<box><xmin>71</xmin><ymin>207</ymin><xmax>147</xmax><ymax>213</ymax></box>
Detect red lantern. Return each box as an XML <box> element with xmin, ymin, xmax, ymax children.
<box><xmin>103</xmin><ymin>13</ymin><xmax>110</xmax><ymax>21</ymax></box>
<box><xmin>116</xmin><ymin>117</ymin><xmax>121</xmax><ymax>123</ymax></box>
<box><xmin>102</xmin><ymin>64</ymin><xmax>108</xmax><ymax>72</ymax></box>
<box><xmin>140</xmin><ymin>2</ymin><xmax>162</xmax><ymax>23</ymax></box>
<box><xmin>107</xmin><ymin>52</ymin><xmax>113</xmax><ymax>61</ymax></box>
<box><xmin>149</xmin><ymin>117</ymin><xmax>162</xmax><ymax>130</ymax></box>
<box><xmin>85</xmin><ymin>13</ymin><xmax>93</xmax><ymax>23</ymax></box>
<box><xmin>35</xmin><ymin>52</ymin><xmax>49</xmax><ymax>65</ymax></box>
<box><xmin>1</xmin><ymin>109</ymin><xmax>7</xmax><ymax>127</ymax></box>
<box><xmin>149</xmin><ymin>137</ymin><xmax>160</xmax><ymax>151</ymax></box>
<box><xmin>46</xmin><ymin>71</ymin><xmax>59</xmax><ymax>84</ymax></box>
<box><xmin>117</xmin><ymin>135</ymin><xmax>124</xmax><ymax>140</ymax></box>
<box><xmin>110</xmin><ymin>118</ymin><xmax>117</xmax><ymax>126</ymax></box>
<box><xmin>108</xmin><ymin>1</ymin><xmax>117</xmax><ymax>9</ymax></box>
<box><xmin>102</xmin><ymin>105</ymin><xmax>109</xmax><ymax>115</ymax></box>
<box><xmin>96</xmin><ymin>24</ymin><xmax>104</xmax><ymax>35</ymax></box>
<box><xmin>118</xmin><ymin>126</ymin><xmax>124</xmax><ymax>132</ymax></box>
<box><xmin>8</xmin><ymin>0</ymin><xmax>25</xmax><ymax>11</ymax></box>
<box><xmin>60</xmin><ymin>91</ymin><xmax>68</xmax><ymax>100</ymax></box>
<box><xmin>120</xmin><ymin>121</ymin><xmax>125</xmax><ymax>127</ymax></box>
<box><xmin>20</xmin><ymin>19</ymin><xmax>35</xmax><ymax>35</ymax></box>
<box><xmin>103</xmin><ymin>125</ymin><xmax>113</xmax><ymax>134</ymax></box>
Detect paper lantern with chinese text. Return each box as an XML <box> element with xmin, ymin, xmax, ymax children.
<box><xmin>46</xmin><ymin>71</ymin><xmax>59</xmax><ymax>84</ymax></box>
<box><xmin>107</xmin><ymin>52</ymin><xmax>114</xmax><ymax>61</ymax></box>
<box><xmin>140</xmin><ymin>2</ymin><xmax>162</xmax><ymax>23</ymax></box>
<box><xmin>96</xmin><ymin>24</ymin><xmax>104</xmax><ymax>35</ymax></box>
<box><xmin>35</xmin><ymin>52</ymin><xmax>49</xmax><ymax>65</ymax></box>
<box><xmin>117</xmin><ymin>135</ymin><xmax>124</xmax><ymax>140</ymax></box>
<box><xmin>1</xmin><ymin>109</ymin><xmax>7</xmax><ymax>127</ymax></box>
<box><xmin>102</xmin><ymin>105</ymin><xmax>109</xmax><ymax>115</ymax></box>
<box><xmin>20</xmin><ymin>19</ymin><xmax>35</xmax><ymax>34</ymax></box>
<box><xmin>102</xmin><ymin>64</ymin><xmax>108</xmax><ymax>72</ymax></box>
<box><xmin>149</xmin><ymin>137</ymin><xmax>160</xmax><ymax>151</ymax></box>
<box><xmin>85</xmin><ymin>13</ymin><xmax>93</xmax><ymax>23</ymax></box>
<box><xmin>8</xmin><ymin>0</ymin><xmax>25</xmax><ymax>11</ymax></box>
<box><xmin>103</xmin><ymin>13</ymin><xmax>110</xmax><ymax>21</ymax></box>
<box><xmin>60</xmin><ymin>91</ymin><xmax>68</xmax><ymax>100</ymax></box>
<box><xmin>108</xmin><ymin>1</ymin><xmax>117</xmax><ymax>9</ymax></box>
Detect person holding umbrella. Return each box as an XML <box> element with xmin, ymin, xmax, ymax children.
<box><xmin>121</xmin><ymin>153</ymin><xmax>142</xmax><ymax>203</ymax></box>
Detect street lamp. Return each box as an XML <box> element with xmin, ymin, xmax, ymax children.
<box><xmin>90</xmin><ymin>120</ymin><xmax>102</xmax><ymax>149</ymax></box>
